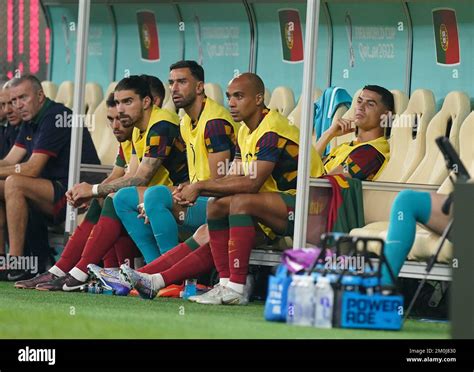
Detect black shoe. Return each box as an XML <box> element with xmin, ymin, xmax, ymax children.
<box><xmin>0</xmin><ymin>269</ymin><xmax>36</xmax><ymax>282</ymax></box>
<box><xmin>35</xmin><ymin>273</ymin><xmax>86</xmax><ymax>292</ymax></box>
<box><xmin>15</xmin><ymin>271</ymin><xmax>59</xmax><ymax>289</ymax></box>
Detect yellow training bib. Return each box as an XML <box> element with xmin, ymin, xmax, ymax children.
<box><xmin>238</xmin><ymin>109</ymin><xmax>325</xmax><ymax>195</ymax></box>
<box><xmin>180</xmin><ymin>98</ymin><xmax>239</xmax><ymax>183</ymax></box>
<box><xmin>323</xmin><ymin>136</ymin><xmax>390</xmax><ymax>180</ymax></box>
<box><xmin>132</xmin><ymin>106</ymin><xmax>180</xmax><ymax>186</ymax></box>
<box><xmin>120</xmin><ymin>140</ymin><xmax>133</xmax><ymax>165</ymax></box>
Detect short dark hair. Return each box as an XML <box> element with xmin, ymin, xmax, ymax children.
<box><xmin>105</xmin><ymin>92</ymin><xmax>116</xmax><ymax>108</ymax></box>
<box><xmin>170</xmin><ymin>60</ymin><xmax>204</xmax><ymax>82</ymax></box>
<box><xmin>140</xmin><ymin>74</ymin><xmax>165</xmax><ymax>104</ymax></box>
<box><xmin>8</xmin><ymin>73</ymin><xmax>43</xmax><ymax>92</ymax></box>
<box><xmin>115</xmin><ymin>75</ymin><xmax>153</xmax><ymax>102</ymax></box>
<box><xmin>362</xmin><ymin>85</ymin><xmax>394</xmax><ymax>112</ymax></box>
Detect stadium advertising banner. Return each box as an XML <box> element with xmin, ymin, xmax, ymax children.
<box><xmin>137</xmin><ymin>10</ymin><xmax>160</xmax><ymax>62</ymax></box>
<box><xmin>329</xmin><ymin>2</ymin><xmax>408</xmax><ymax>95</ymax></box>
<box><xmin>432</xmin><ymin>8</ymin><xmax>460</xmax><ymax>66</ymax></box>
<box><xmin>278</xmin><ymin>9</ymin><xmax>304</xmax><ymax>63</ymax></box>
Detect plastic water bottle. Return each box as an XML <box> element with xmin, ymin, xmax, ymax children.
<box><xmin>314</xmin><ymin>276</ymin><xmax>334</xmax><ymax>328</ymax></box>
<box><xmin>81</xmin><ymin>283</ymin><xmax>114</xmax><ymax>295</ymax></box>
<box><xmin>362</xmin><ymin>271</ymin><xmax>379</xmax><ymax>295</ymax></box>
<box><xmin>286</xmin><ymin>276</ymin><xmax>298</xmax><ymax>324</ymax></box>
<box><xmin>297</xmin><ymin>276</ymin><xmax>315</xmax><ymax>326</ymax></box>
<box><xmin>341</xmin><ymin>272</ymin><xmax>362</xmax><ymax>292</ymax></box>
<box><xmin>183</xmin><ymin>279</ymin><xmax>197</xmax><ymax>299</ymax></box>
<box><xmin>287</xmin><ymin>276</ymin><xmax>314</xmax><ymax>327</ymax></box>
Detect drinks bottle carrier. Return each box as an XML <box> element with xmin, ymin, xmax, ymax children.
<box><xmin>264</xmin><ymin>233</ymin><xmax>403</xmax><ymax>331</ymax></box>
<box><xmin>309</xmin><ymin>233</ymin><xmax>403</xmax><ymax>330</ymax></box>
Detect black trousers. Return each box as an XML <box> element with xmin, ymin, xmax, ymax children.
<box><xmin>22</xmin><ymin>207</ymin><xmax>52</xmax><ymax>274</ymax></box>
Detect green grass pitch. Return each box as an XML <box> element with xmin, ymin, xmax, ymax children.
<box><xmin>0</xmin><ymin>282</ymin><xmax>449</xmax><ymax>339</ymax></box>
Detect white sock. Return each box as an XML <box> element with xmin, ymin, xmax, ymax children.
<box><xmin>151</xmin><ymin>273</ymin><xmax>165</xmax><ymax>290</ymax></box>
<box><xmin>227</xmin><ymin>281</ymin><xmax>244</xmax><ymax>295</ymax></box>
<box><xmin>48</xmin><ymin>265</ymin><xmax>66</xmax><ymax>278</ymax></box>
<box><xmin>69</xmin><ymin>267</ymin><xmax>88</xmax><ymax>282</ymax></box>
<box><xmin>219</xmin><ymin>278</ymin><xmax>229</xmax><ymax>286</ymax></box>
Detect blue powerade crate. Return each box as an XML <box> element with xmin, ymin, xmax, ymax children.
<box><xmin>318</xmin><ymin>233</ymin><xmax>404</xmax><ymax>331</ymax></box>
<box><xmin>340</xmin><ymin>292</ymin><xmax>403</xmax><ymax>330</ymax></box>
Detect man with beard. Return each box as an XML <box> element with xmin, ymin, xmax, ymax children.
<box><xmin>24</xmin><ymin>75</ymin><xmax>187</xmax><ymax>291</ymax></box>
<box><xmin>15</xmin><ymin>93</ymin><xmax>141</xmax><ymax>290</ymax></box>
<box><xmin>113</xmin><ymin>60</ymin><xmax>238</xmax><ymax>271</ymax></box>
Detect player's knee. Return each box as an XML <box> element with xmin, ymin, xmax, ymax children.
<box><xmin>392</xmin><ymin>190</ymin><xmax>432</xmax><ymax>223</ymax></box>
<box><xmin>113</xmin><ymin>187</ymin><xmax>138</xmax><ymax>212</ymax></box>
<box><xmin>206</xmin><ymin>197</ymin><xmax>229</xmax><ymax>219</ymax></box>
<box><xmin>393</xmin><ymin>190</ymin><xmax>422</xmax><ymax>210</ymax></box>
<box><xmin>4</xmin><ymin>174</ymin><xmax>26</xmax><ymax>196</ymax></box>
<box><xmin>229</xmin><ymin>194</ymin><xmax>254</xmax><ymax>215</ymax></box>
<box><xmin>144</xmin><ymin>185</ymin><xmax>172</xmax><ymax>212</ymax></box>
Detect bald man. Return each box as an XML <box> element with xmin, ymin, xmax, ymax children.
<box><xmin>119</xmin><ymin>73</ymin><xmax>324</xmax><ymax>303</ymax></box>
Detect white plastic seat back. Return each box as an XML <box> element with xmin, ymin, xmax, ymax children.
<box><xmin>390</xmin><ymin>90</ymin><xmax>409</xmax><ymax>119</ymax></box>
<box><xmin>41</xmin><ymin>81</ymin><xmax>58</xmax><ymax>100</ymax></box>
<box><xmin>407</xmin><ymin>91</ymin><xmax>470</xmax><ymax>185</ymax></box>
<box><xmin>89</xmin><ymin>81</ymin><xmax>118</xmax><ymax>166</ymax></box>
<box><xmin>264</xmin><ymin>88</ymin><xmax>271</xmax><ymax>106</ymax></box>
<box><xmin>55</xmin><ymin>81</ymin><xmax>74</xmax><ymax>109</ymax></box>
<box><xmin>437</xmin><ymin>111</ymin><xmax>474</xmax><ymax>195</ymax></box>
<box><xmin>377</xmin><ymin>89</ymin><xmax>436</xmax><ymax>182</ymax></box>
<box><xmin>204</xmin><ymin>83</ymin><xmax>224</xmax><ymax>106</ymax></box>
<box><xmin>162</xmin><ymin>84</ymin><xmax>176</xmax><ymax>112</ymax></box>
<box><xmin>84</xmin><ymin>82</ymin><xmax>103</xmax><ymax>116</ymax></box>
<box><xmin>268</xmin><ymin>86</ymin><xmax>295</xmax><ymax>117</ymax></box>
<box><xmin>90</xmin><ymin>100</ymin><xmax>120</xmax><ymax>166</ymax></box>
<box><xmin>287</xmin><ymin>88</ymin><xmax>322</xmax><ymax>128</ymax></box>
<box><xmin>105</xmin><ymin>82</ymin><xmax>117</xmax><ymax>97</ymax></box>
<box><xmin>354</xmin><ymin>113</ymin><xmax>474</xmax><ymax>263</ymax></box>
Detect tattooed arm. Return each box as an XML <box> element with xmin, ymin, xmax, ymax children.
<box><xmin>96</xmin><ymin>156</ymin><xmax>163</xmax><ymax>197</ymax></box>
<box><xmin>67</xmin><ymin>155</ymin><xmax>162</xmax><ymax>206</ymax></box>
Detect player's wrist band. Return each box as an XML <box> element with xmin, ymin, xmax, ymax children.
<box><xmin>92</xmin><ymin>184</ymin><xmax>99</xmax><ymax>196</ymax></box>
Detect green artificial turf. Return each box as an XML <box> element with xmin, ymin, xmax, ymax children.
<box><xmin>0</xmin><ymin>282</ymin><xmax>449</xmax><ymax>339</ymax></box>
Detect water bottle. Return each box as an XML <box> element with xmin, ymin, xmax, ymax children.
<box><xmin>81</xmin><ymin>283</ymin><xmax>114</xmax><ymax>295</ymax></box>
<box><xmin>314</xmin><ymin>276</ymin><xmax>334</xmax><ymax>328</ymax></box>
<box><xmin>286</xmin><ymin>276</ymin><xmax>299</xmax><ymax>325</ymax></box>
<box><xmin>287</xmin><ymin>276</ymin><xmax>314</xmax><ymax>327</ymax></box>
<box><xmin>183</xmin><ymin>279</ymin><xmax>197</xmax><ymax>299</ymax></box>
<box><xmin>296</xmin><ymin>276</ymin><xmax>315</xmax><ymax>327</ymax></box>
<box><xmin>341</xmin><ymin>272</ymin><xmax>362</xmax><ymax>292</ymax></box>
<box><xmin>361</xmin><ymin>271</ymin><xmax>379</xmax><ymax>295</ymax></box>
